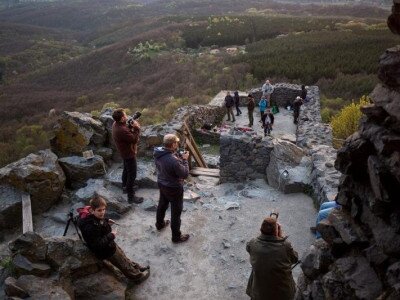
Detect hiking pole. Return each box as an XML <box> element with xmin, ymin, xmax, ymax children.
<box><xmin>291</xmin><ymin>260</ymin><xmax>301</xmax><ymax>270</ymax></box>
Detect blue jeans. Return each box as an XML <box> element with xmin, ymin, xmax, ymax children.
<box><xmin>316</xmin><ymin>201</ymin><xmax>339</xmax><ymax>238</ymax></box>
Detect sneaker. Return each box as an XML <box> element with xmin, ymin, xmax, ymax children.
<box><xmin>156</xmin><ymin>220</ymin><xmax>170</xmax><ymax>231</ymax></box>
<box><xmin>172</xmin><ymin>234</ymin><xmax>190</xmax><ymax>243</ymax></box>
<box><xmin>128</xmin><ymin>196</ymin><xmax>144</xmax><ymax>204</ymax></box>
<box><xmin>132</xmin><ymin>269</ymin><xmax>150</xmax><ymax>284</ymax></box>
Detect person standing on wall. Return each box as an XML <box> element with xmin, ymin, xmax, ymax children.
<box><xmin>293</xmin><ymin>96</ymin><xmax>303</xmax><ymax>124</ymax></box>
<box><xmin>154</xmin><ymin>134</ymin><xmax>190</xmax><ymax>243</ymax></box>
<box><xmin>112</xmin><ymin>108</ymin><xmax>144</xmax><ymax>204</ymax></box>
<box><xmin>234</xmin><ymin>90</ymin><xmax>242</xmax><ymax>116</ymax></box>
<box><xmin>225</xmin><ymin>91</ymin><xmax>235</xmax><ymax>122</ymax></box>
<box><xmin>301</xmin><ymin>85</ymin><xmax>308</xmax><ymax>103</ymax></box>
<box><xmin>247</xmin><ymin>93</ymin><xmax>255</xmax><ymax>127</ymax></box>
<box><xmin>262</xmin><ymin>80</ymin><xmax>274</xmax><ymax>102</ymax></box>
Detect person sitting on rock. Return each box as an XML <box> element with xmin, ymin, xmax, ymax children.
<box><xmin>246</xmin><ymin>215</ymin><xmax>298</xmax><ymax>300</ymax></box>
<box><xmin>311</xmin><ymin>201</ymin><xmax>341</xmax><ymax>239</ymax></box>
<box><xmin>78</xmin><ymin>195</ymin><xmax>150</xmax><ymax>283</ymax></box>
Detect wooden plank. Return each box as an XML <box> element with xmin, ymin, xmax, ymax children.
<box><xmin>183</xmin><ymin>122</ymin><xmax>208</xmax><ymax>168</ymax></box>
<box><xmin>22</xmin><ymin>193</ymin><xmax>33</xmax><ymax>233</ymax></box>
<box><xmin>192</xmin><ymin>167</ymin><xmax>220</xmax><ymax>174</ymax></box>
<box><xmin>186</xmin><ymin>140</ymin><xmax>206</xmax><ymax>168</ymax></box>
<box><xmin>190</xmin><ymin>168</ymin><xmax>220</xmax><ymax>178</ymax></box>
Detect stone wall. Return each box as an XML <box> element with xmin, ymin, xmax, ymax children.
<box><xmin>296</xmin><ymin>46</ymin><xmax>400</xmax><ymax>300</ymax></box>
<box><xmin>251</xmin><ymin>83</ymin><xmax>303</xmax><ymax>107</ymax></box>
<box><xmin>220</xmin><ymin>131</ymin><xmax>273</xmax><ymax>183</ymax></box>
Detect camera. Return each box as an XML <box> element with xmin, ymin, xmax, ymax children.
<box><xmin>270</xmin><ymin>210</ymin><xmax>279</xmax><ymax>220</ymax></box>
<box><xmin>177</xmin><ymin>147</ymin><xmax>186</xmax><ymax>158</ymax></box>
<box><xmin>127</xmin><ymin>111</ymin><xmax>142</xmax><ymax>129</ymax></box>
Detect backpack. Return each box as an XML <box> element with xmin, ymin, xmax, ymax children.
<box><xmin>77</xmin><ymin>206</ymin><xmax>91</xmax><ymax>219</ymax></box>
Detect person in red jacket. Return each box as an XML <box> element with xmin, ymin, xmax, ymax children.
<box><xmin>112</xmin><ymin>108</ymin><xmax>143</xmax><ymax>203</ymax></box>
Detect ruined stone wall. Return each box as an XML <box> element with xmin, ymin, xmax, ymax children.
<box><xmin>220</xmin><ymin>132</ymin><xmax>273</xmax><ymax>183</ymax></box>
<box><xmin>297</xmin><ymin>46</ymin><xmax>400</xmax><ymax>300</ymax></box>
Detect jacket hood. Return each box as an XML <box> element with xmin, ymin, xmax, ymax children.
<box><xmin>153</xmin><ymin>146</ymin><xmax>172</xmax><ymax>159</ymax></box>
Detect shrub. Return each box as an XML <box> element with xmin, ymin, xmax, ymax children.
<box><xmin>330</xmin><ymin>95</ymin><xmax>370</xmax><ymax>142</ymax></box>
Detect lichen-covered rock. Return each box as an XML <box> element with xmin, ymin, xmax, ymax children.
<box><xmin>16</xmin><ymin>275</ymin><xmax>72</xmax><ymax>299</ymax></box>
<box><xmin>8</xmin><ymin>232</ymin><xmax>47</xmax><ymax>261</ymax></box>
<box><xmin>378</xmin><ymin>46</ymin><xmax>400</xmax><ymax>88</ymax></box>
<box><xmin>58</xmin><ymin>155</ymin><xmax>106</xmax><ymax>188</ymax></box>
<box><xmin>12</xmin><ymin>254</ymin><xmax>51</xmax><ymax>277</ymax></box>
<box><xmin>0</xmin><ymin>149</ymin><xmax>65</xmax><ymax>214</ymax></box>
<box><xmin>51</xmin><ymin>111</ymin><xmax>106</xmax><ymax>157</ymax></box>
<box><xmin>300</xmin><ymin>239</ymin><xmax>333</xmax><ymax>280</ymax></box>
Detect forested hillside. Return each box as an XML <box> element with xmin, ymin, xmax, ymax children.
<box><xmin>0</xmin><ymin>0</ymin><xmax>398</xmax><ymax>166</ymax></box>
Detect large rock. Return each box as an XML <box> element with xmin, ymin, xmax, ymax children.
<box><xmin>12</xmin><ymin>254</ymin><xmax>51</xmax><ymax>277</ymax></box>
<box><xmin>0</xmin><ymin>149</ymin><xmax>65</xmax><ymax>214</ymax></box>
<box><xmin>4</xmin><ymin>277</ymin><xmax>29</xmax><ymax>298</ymax></box>
<box><xmin>334</xmin><ymin>256</ymin><xmax>382</xmax><ymax>299</ymax></box>
<box><xmin>75</xmin><ymin>179</ymin><xmax>131</xmax><ymax>215</ymax></box>
<box><xmin>58</xmin><ymin>155</ymin><xmax>106</xmax><ymax>188</ymax></box>
<box><xmin>378</xmin><ymin>46</ymin><xmax>400</xmax><ymax>87</ymax></box>
<box><xmin>8</xmin><ymin>232</ymin><xmax>47</xmax><ymax>261</ymax></box>
<box><xmin>16</xmin><ymin>275</ymin><xmax>72</xmax><ymax>299</ymax></box>
<box><xmin>301</xmin><ymin>239</ymin><xmax>333</xmax><ymax>280</ymax></box>
<box><xmin>266</xmin><ymin>139</ymin><xmax>311</xmax><ymax>193</ymax></box>
<box><xmin>0</xmin><ymin>184</ymin><xmax>23</xmax><ymax>230</ymax></box>
<box><xmin>328</xmin><ymin>210</ymin><xmax>368</xmax><ymax>245</ymax></box>
<box><xmin>51</xmin><ymin>111</ymin><xmax>106</xmax><ymax>157</ymax></box>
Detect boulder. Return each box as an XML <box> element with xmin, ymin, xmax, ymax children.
<box><xmin>321</xmin><ymin>270</ymin><xmax>353</xmax><ymax>299</ymax></box>
<box><xmin>93</xmin><ymin>147</ymin><xmax>113</xmax><ymax>162</ymax></box>
<box><xmin>16</xmin><ymin>275</ymin><xmax>71</xmax><ymax>299</ymax></box>
<box><xmin>370</xmin><ymin>84</ymin><xmax>400</xmax><ymax>124</ymax></box>
<box><xmin>266</xmin><ymin>139</ymin><xmax>311</xmax><ymax>193</ymax></box>
<box><xmin>58</xmin><ymin>155</ymin><xmax>106</xmax><ymax>188</ymax></box>
<box><xmin>301</xmin><ymin>239</ymin><xmax>333</xmax><ymax>280</ymax></box>
<box><xmin>327</xmin><ymin>210</ymin><xmax>368</xmax><ymax>245</ymax></box>
<box><xmin>141</xmin><ymin>199</ymin><xmax>157</xmax><ymax>212</ymax></box>
<box><xmin>72</xmin><ymin>269</ymin><xmax>126</xmax><ymax>299</ymax></box>
<box><xmin>0</xmin><ymin>149</ymin><xmax>65</xmax><ymax>214</ymax></box>
<box><xmin>378</xmin><ymin>46</ymin><xmax>400</xmax><ymax>87</ymax></box>
<box><xmin>45</xmin><ymin>237</ymin><xmax>75</xmax><ymax>268</ymax></box>
<box><xmin>0</xmin><ymin>184</ymin><xmax>23</xmax><ymax>230</ymax></box>
<box><xmin>9</xmin><ymin>232</ymin><xmax>47</xmax><ymax>261</ymax></box>
<box><xmin>12</xmin><ymin>254</ymin><xmax>51</xmax><ymax>277</ymax></box>
<box><xmin>386</xmin><ymin>262</ymin><xmax>400</xmax><ymax>288</ymax></box>
<box><xmin>51</xmin><ymin>111</ymin><xmax>106</xmax><ymax>157</ymax></box>
<box><xmin>334</xmin><ymin>256</ymin><xmax>382</xmax><ymax>300</ymax></box>
<box><xmin>4</xmin><ymin>277</ymin><xmax>29</xmax><ymax>298</ymax></box>
<box><xmin>75</xmin><ymin>179</ymin><xmax>131</xmax><ymax>215</ymax></box>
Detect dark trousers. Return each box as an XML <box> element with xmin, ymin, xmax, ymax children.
<box><xmin>107</xmin><ymin>245</ymin><xmax>142</xmax><ymax>280</ymax></box>
<box><xmin>235</xmin><ymin>103</ymin><xmax>242</xmax><ymax>115</ymax></box>
<box><xmin>156</xmin><ymin>184</ymin><xmax>183</xmax><ymax>239</ymax></box>
<box><xmin>122</xmin><ymin>157</ymin><xmax>137</xmax><ymax>199</ymax></box>
<box><xmin>248</xmin><ymin>109</ymin><xmax>254</xmax><ymax>126</ymax></box>
<box><xmin>294</xmin><ymin>110</ymin><xmax>300</xmax><ymax>124</ymax></box>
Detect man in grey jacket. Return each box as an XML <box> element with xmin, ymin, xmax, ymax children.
<box><xmin>154</xmin><ymin>134</ymin><xmax>190</xmax><ymax>243</ymax></box>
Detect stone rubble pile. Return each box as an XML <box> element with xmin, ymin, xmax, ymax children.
<box><xmin>296</xmin><ymin>46</ymin><xmax>400</xmax><ymax>300</ymax></box>
<box><xmin>3</xmin><ymin>232</ymin><xmax>127</xmax><ymax>299</ymax></box>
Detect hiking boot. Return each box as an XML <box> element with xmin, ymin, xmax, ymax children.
<box><xmin>310</xmin><ymin>226</ymin><xmax>317</xmax><ymax>234</ymax></box>
<box><xmin>132</xmin><ymin>269</ymin><xmax>150</xmax><ymax>284</ymax></box>
<box><xmin>123</xmin><ymin>184</ymin><xmax>139</xmax><ymax>194</ymax></box>
<box><xmin>172</xmin><ymin>234</ymin><xmax>190</xmax><ymax>243</ymax></box>
<box><xmin>128</xmin><ymin>196</ymin><xmax>144</xmax><ymax>204</ymax></box>
<box><xmin>139</xmin><ymin>265</ymin><xmax>150</xmax><ymax>272</ymax></box>
<box><xmin>156</xmin><ymin>220</ymin><xmax>170</xmax><ymax>231</ymax></box>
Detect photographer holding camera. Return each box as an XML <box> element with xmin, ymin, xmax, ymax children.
<box><xmin>153</xmin><ymin>134</ymin><xmax>190</xmax><ymax>243</ymax></box>
<box><xmin>246</xmin><ymin>213</ymin><xmax>298</xmax><ymax>300</ymax></box>
<box><xmin>112</xmin><ymin>108</ymin><xmax>143</xmax><ymax>204</ymax></box>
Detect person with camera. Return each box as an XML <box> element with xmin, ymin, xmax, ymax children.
<box><xmin>246</xmin><ymin>214</ymin><xmax>298</xmax><ymax>300</ymax></box>
<box><xmin>78</xmin><ymin>195</ymin><xmax>150</xmax><ymax>283</ymax></box>
<box><xmin>112</xmin><ymin>108</ymin><xmax>143</xmax><ymax>204</ymax></box>
<box><xmin>153</xmin><ymin>134</ymin><xmax>190</xmax><ymax>243</ymax></box>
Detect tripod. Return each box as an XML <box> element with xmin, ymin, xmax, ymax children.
<box><xmin>63</xmin><ymin>209</ymin><xmax>83</xmax><ymax>241</ymax></box>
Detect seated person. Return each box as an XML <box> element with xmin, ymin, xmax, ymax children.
<box><xmin>78</xmin><ymin>195</ymin><xmax>150</xmax><ymax>283</ymax></box>
<box><xmin>312</xmin><ymin>201</ymin><xmax>341</xmax><ymax>239</ymax></box>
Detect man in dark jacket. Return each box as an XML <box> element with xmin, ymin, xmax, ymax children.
<box><xmin>79</xmin><ymin>195</ymin><xmax>150</xmax><ymax>283</ymax></box>
<box><xmin>225</xmin><ymin>91</ymin><xmax>235</xmax><ymax>122</ymax></box>
<box><xmin>234</xmin><ymin>90</ymin><xmax>242</xmax><ymax>116</ymax></box>
<box><xmin>246</xmin><ymin>216</ymin><xmax>298</xmax><ymax>300</ymax></box>
<box><xmin>247</xmin><ymin>94</ymin><xmax>255</xmax><ymax>127</ymax></box>
<box><xmin>112</xmin><ymin>108</ymin><xmax>143</xmax><ymax>203</ymax></box>
<box><xmin>154</xmin><ymin>134</ymin><xmax>190</xmax><ymax>243</ymax></box>
<box><xmin>261</xmin><ymin>108</ymin><xmax>275</xmax><ymax>136</ymax></box>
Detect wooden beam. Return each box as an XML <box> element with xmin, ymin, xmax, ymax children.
<box><xmin>22</xmin><ymin>193</ymin><xmax>33</xmax><ymax>233</ymax></box>
<box><xmin>190</xmin><ymin>167</ymin><xmax>220</xmax><ymax>178</ymax></box>
<box><xmin>183</xmin><ymin>122</ymin><xmax>208</xmax><ymax>168</ymax></box>
<box><xmin>186</xmin><ymin>140</ymin><xmax>207</xmax><ymax>168</ymax></box>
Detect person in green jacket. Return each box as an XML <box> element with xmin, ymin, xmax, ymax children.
<box><xmin>246</xmin><ymin>216</ymin><xmax>298</xmax><ymax>300</ymax></box>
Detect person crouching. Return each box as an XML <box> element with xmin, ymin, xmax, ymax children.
<box><xmin>78</xmin><ymin>195</ymin><xmax>150</xmax><ymax>283</ymax></box>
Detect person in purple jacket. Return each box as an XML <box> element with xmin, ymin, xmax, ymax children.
<box><xmin>154</xmin><ymin>134</ymin><xmax>190</xmax><ymax>243</ymax></box>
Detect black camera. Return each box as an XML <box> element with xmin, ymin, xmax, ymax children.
<box><xmin>177</xmin><ymin>147</ymin><xmax>186</xmax><ymax>158</ymax></box>
<box><xmin>270</xmin><ymin>210</ymin><xmax>279</xmax><ymax>220</ymax></box>
<box><xmin>127</xmin><ymin>111</ymin><xmax>142</xmax><ymax>129</ymax></box>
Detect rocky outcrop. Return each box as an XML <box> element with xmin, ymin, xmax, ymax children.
<box><xmin>58</xmin><ymin>155</ymin><xmax>106</xmax><ymax>188</ymax></box>
<box><xmin>266</xmin><ymin>139</ymin><xmax>311</xmax><ymax>193</ymax></box>
<box><xmin>0</xmin><ymin>150</ymin><xmax>65</xmax><ymax>218</ymax></box>
<box><xmin>5</xmin><ymin>232</ymin><xmax>127</xmax><ymax>299</ymax></box>
<box><xmin>50</xmin><ymin>111</ymin><xmax>107</xmax><ymax>157</ymax></box>
<box><xmin>297</xmin><ymin>46</ymin><xmax>400</xmax><ymax>299</ymax></box>
<box><xmin>0</xmin><ymin>184</ymin><xmax>23</xmax><ymax>230</ymax></box>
